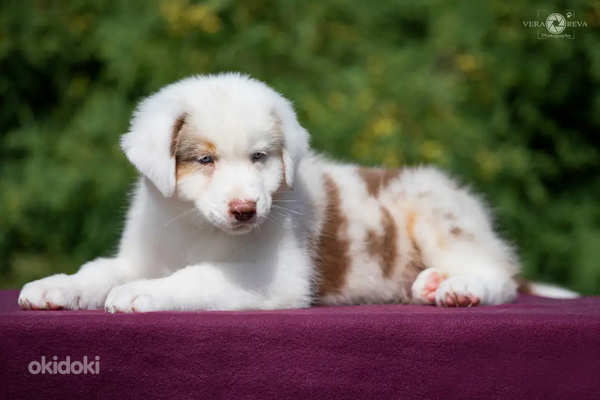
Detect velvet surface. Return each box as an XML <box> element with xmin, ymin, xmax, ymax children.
<box><xmin>1</xmin><ymin>290</ymin><xmax>598</xmax><ymax>399</ymax></box>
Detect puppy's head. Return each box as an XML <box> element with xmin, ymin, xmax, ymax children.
<box><xmin>120</xmin><ymin>73</ymin><xmax>309</xmax><ymax>234</ymax></box>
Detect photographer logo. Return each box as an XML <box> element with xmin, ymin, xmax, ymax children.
<box><xmin>546</xmin><ymin>13</ymin><xmax>566</xmax><ymax>34</ymax></box>
<box><xmin>523</xmin><ymin>10</ymin><xmax>588</xmax><ymax>39</ymax></box>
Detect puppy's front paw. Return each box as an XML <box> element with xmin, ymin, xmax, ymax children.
<box><xmin>105</xmin><ymin>281</ymin><xmax>172</xmax><ymax>313</ymax></box>
<box><xmin>19</xmin><ymin>274</ymin><xmax>103</xmax><ymax>310</ymax></box>
<box><xmin>435</xmin><ymin>276</ymin><xmax>486</xmax><ymax>308</ymax></box>
<box><xmin>411</xmin><ymin>268</ymin><xmax>445</xmax><ymax>304</ymax></box>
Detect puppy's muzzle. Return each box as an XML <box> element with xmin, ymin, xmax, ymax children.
<box><xmin>228</xmin><ymin>199</ymin><xmax>257</xmax><ymax>222</ymax></box>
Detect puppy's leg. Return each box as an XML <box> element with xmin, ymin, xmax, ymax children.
<box><xmin>105</xmin><ymin>264</ymin><xmax>254</xmax><ymax>313</ymax></box>
<box><xmin>411</xmin><ymin>252</ymin><xmax>517</xmax><ymax>307</ymax></box>
<box><xmin>18</xmin><ymin>258</ymin><xmax>139</xmax><ymax>310</ymax></box>
<box><xmin>409</xmin><ymin>224</ymin><xmax>519</xmax><ymax>307</ymax></box>
<box><xmin>105</xmin><ymin>261</ymin><xmax>311</xmax><ymax>313</ymax></box>
<box><xmin>402</xmin><ymin>167</ymin><xmax>519</xmax><ymax>307</ymax></box>
<box><xmin>105</xmin><ymin>230</ymin><xmax>313</xmax><ymax>312</ymax></box>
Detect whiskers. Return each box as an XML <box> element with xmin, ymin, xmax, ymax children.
<box><xmin>264</xmin><ymin>202</ymin><xmax>305</xmax><ymax>228</ymax></box>
<box><xmin>164</xmin><ymin>207</ymin><xmax>198</xmax><ymax>227</ymax></box>
<box><xmin>271</xmin><ymin>204</ymin><xmax>303</xmax><ymax>216</ymax></box>
<box><xmin>164</xmin><ymin>207</ymin><xmax>210</xmax><ymax>231</ymax></box>
<box><xmin>164</xmin><ymin>201</ymin><xmax>303</xmax><ymax>233</ymax></box>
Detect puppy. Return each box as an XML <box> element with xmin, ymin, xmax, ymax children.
<box><xmin>18</xmin><ymin>73</ymin><xmax>578</xmax><ymax>312</ymax></box>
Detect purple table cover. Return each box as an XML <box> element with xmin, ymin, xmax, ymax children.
<box><xmin>0</xmin><ymin>290</ymin><xmax>599</xmax><ymax>399</ymax></box>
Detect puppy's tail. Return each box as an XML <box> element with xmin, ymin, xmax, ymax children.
<box><xmin>518</xmin><ymin>278</ymin><xmax>580</xmax><ymax>299</ymax></box>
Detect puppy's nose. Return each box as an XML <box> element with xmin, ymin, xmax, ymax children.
<box><xmin>228</xmin><ymin>199</ymin><xmax>257</xmax><ymax>222</ymax></box>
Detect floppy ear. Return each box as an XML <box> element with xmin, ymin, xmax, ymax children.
<box><xmin>281</xmin><ymin>147</ymin><xmax>295</xmax><ymax>189</ymax></box>
<box><xmin>272</xmin><ymin>103</ymin><xmax>310</xmax><ymax>190</ymax></box>
<box><xmin>120</xmin><ymin>90</ymin><xmax>186</xmax><ymax>197</ymax></box>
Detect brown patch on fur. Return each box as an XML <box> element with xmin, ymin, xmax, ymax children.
<box><xmin>405</xmin><ymin>210</ymin><xmax>427</xmax><ymax>299</ymax></box>
<box><xmin>176</xmin><ymin>161</ymin><xmax>202</xmax><ymax>182</ymax></box>
<box><xmin>269</xmin><ymin>110</ymin><xmax>290</xmax><ymax>189</ymax></box>
<box><xmin>516</xmin><ymin>276</ymin><xmax>533</xmax><ymax>294</ymax></box>
<box><xmin>170</xmin><ymin>114</ymin><xmax>188</xmax><ymax>158</ymax></box>
<box><xmin>379</xmin><ymin>207</ymin><xmax>398</xmax><ymax>277</ymax></box>
<box><xmin>450</xmin><ymin>227</ymin><xmax>463</xmax><ymax>236</ymax></box>
<box><xmin>172</xmin><ymin>119</ymin><xmax>217</xmax><ymax>162</ymax></box>
<box><xmin>450</xmin><ymin>226</ymin><xmax>474</xmax><ymax>241</ymax></box>
<box><xmin>314</xmin><ymin>174</ymin><xmax>351</xmax><ymax>296</ymax></box>
<box><xmin>177</xmin><ymin>137</ymin><xmax>217</xmax><ymax>159</ymax></box>
<box><xmin>170</xmin><ymin>116</ymin><xmax>218</xmax><ymax>182</ymax></box>
<box><xmin>357</xmin><ymin>168</ymin><xmax>401</xmax><ymax>197</ymax></box>
<box><xmin>365</xmin><ymin>207</ymin><xmax>398</xmax><ymax>278</ymax></box>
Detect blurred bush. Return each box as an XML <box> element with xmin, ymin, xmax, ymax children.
<box><xmin>1</xmin><ymin>0</ymin><xmax>599</xmax><ymax>294</ymax></box>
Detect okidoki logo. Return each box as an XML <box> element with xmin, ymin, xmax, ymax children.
<box><xmin>522</xmin><ymin>9</ymin><xmax>588</xmax><ymax>39</ymax></box>
<box><xmin>28</xmin><ymin>356</ymin><xmax>100</xmax><ymax>375</ymax></box>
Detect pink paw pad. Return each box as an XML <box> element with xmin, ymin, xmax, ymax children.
<box><xmin>422</xmin><ymin>271</ymin><xmax>443</xmax><ymax>302</ymax></box>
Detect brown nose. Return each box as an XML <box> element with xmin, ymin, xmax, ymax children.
<box><xmin>228</xmin><ymin>199</ymin><xmax>257</xmax><ymax>222</ymax></box>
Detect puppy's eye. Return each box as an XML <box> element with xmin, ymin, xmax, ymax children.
<box><xmin>252</xmin><ymin>152</ymin><xmax>266</xmax><ymax>162</ymax></box>
<box><xmin>197</xmin><ymin>155</ymin><xmax>214</xmax><ymax>164</ymax></box>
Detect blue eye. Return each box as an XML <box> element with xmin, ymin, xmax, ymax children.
<box><xmin>198</xmin><ymin>155</ymin><xmax>214</xmax><ymax>164</ymax></box>
<box><xmin>252</xmin><ymin>152</ymin><xmax>266</xmax><ymax>161</ymax></box>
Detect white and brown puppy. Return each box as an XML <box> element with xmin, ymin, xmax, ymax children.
<box><xmin>18</xmin><ymin>73</ymin><xmax>577</xmax><ymax>312</ymax></box>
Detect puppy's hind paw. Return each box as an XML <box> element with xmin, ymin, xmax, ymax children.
<box><xmin>435</xmin><ymin>276</ymin><xmax>486</xmax><ymax>308</ymax></box>
<box><xmin>411</xmin><ymin>268</ymin><xmax>445</xmax><ymax>305</ymax></box>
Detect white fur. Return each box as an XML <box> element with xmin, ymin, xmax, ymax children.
<box><xmin>528</xmin><ymin>282</ymin><xmax>579</xmax><ymax>299</ymax></box>
<box><xmin>18</xmin><ymin>73</ymin><xmax>577</xmax><ymax>312</ymax></box>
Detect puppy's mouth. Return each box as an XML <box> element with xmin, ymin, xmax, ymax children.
<box><xmin>224</xmin><ymin>216</ymin><xmax>263</xmax><ymax>235</ymax></box>
<box><xmin>205</xmin><ymin>211</ymin><xmax>265</xmax><ymax>235</ymax></box>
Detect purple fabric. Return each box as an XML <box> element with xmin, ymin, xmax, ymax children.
<box><xmin>1</xmin><ymin>290</ymin><xmax>599</xmax><ymax>399</ymax></box>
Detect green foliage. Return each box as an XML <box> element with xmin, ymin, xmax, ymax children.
<box><xmin>1</xmin><ymin>0</ymin><xmax>599</xmax><ymax>294</ymax></box>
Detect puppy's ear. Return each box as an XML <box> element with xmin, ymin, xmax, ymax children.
<box><xmin>120</xmin><ymin>91</ymin><xmax>185</xmax><ymax>197</ymax></box>
<box><xmin>281</xmin><ymin>147</ymin><xmax>295</xmax><ymax>189</ymax></box>
<box><xmin>272</xmin><ymin>105</ymin><xmax>310</xmax><ymax>190</ymax></box>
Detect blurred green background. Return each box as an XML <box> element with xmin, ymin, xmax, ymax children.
<box><xmin>1</xmin><ymin>0</ymin><xmax>599</xmax><ymax>294</ymax></box>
